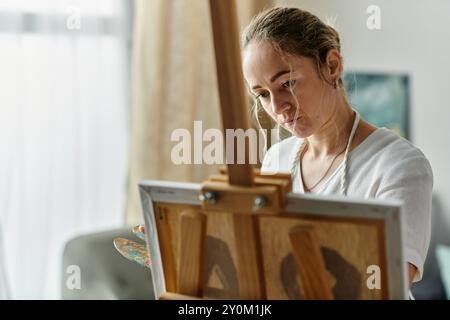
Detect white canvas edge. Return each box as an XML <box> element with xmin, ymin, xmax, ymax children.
<box><xmin>139</xmin><ymin>186</ymin><xmax>166</xmax><ymax>299</ymax></box>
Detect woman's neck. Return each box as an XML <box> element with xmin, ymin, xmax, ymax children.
<box><xmin>305</xmin><ymin>100</ymin><xmax>355</xmax><ymax>159</ymax></box>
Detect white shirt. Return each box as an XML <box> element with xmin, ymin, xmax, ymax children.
<box><xmin>261</xmin><ymin>127</ymin><xmax>433</xmax><ymax>282</ymax></box>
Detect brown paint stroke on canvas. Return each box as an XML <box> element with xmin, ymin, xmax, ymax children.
<box><xmin>202</xmin><ymin>236</ymin><xmax>239</xmax><ymax>299</ymax></box>
<box><xmin>281</xmin><ymin>246</ymin><xmax>361</xmax><ymax>299</ymax></box>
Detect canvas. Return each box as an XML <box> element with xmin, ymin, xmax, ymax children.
<box><xmin>139</xmin><ymin>180</ymin><xmax>408</xmax><ymax>300</ymax></box>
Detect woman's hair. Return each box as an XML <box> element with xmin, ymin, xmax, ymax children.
<box><xmin>241</xmin><ymin>7</ymin><xmax>346</xmax><ymax>145</ymax></box>
<box><xmin>242</xmin><ymin>6</ymin><xmax>343</xmax><ymax>87</ymax></box>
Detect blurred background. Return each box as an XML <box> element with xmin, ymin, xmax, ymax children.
<box><xmin>0</xmin><ymin>0</ymin><xmax>449</xmax><ymax>299</ymax></box>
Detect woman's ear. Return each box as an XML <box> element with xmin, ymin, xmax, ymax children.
<box><xmin>325</xmin><ymin>49</ymin><xmax>342</xmax><ymax>81</ymax></box>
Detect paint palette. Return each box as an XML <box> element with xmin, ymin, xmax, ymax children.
<box><xmin>113</xmin><ymin>227</ymin><xmax>151</xmax><ymax>269</ymax></box>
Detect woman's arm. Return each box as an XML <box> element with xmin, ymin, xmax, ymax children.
<box><xmin>376</xmin><ymin>153</ymin><xmax>433</xmax><ymax>290</ymax></box>
<box><xmin>408</xmin><ymin>263</ymin><xmax>418</xmax><ymax>288</ymax></box>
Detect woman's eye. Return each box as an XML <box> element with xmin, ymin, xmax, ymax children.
<box><xmin>256</xmin><ymin>91</ymin><xmax>270</xmax><ymax>99</ymax></box>
<box><xmin>282</xmin><ymin>79</ymin><xmax>296</xmax><ymax>88</ymax></box>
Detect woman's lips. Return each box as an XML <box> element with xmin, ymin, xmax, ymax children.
<box><xmin>282</xmin><ymin>116</ymin><xmax>302</xmax><ymax>124</ymax></box>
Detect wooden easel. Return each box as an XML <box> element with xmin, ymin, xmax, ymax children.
<box><xmin>159</xmin><ymin>0</ymin><xmax>334</xmax><ymax>300</ymax></box>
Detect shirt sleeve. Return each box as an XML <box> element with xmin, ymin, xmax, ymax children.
<box><xmin>260</xmin><ymin>136</ymin><xmax>300</xmax><ymax>174</ymax></box>
<box><xmin>260</xmin><ymin>142</ymin><xmax>282</xmax><ymax>174</ymax></box>
<box><xmin>375</xmin><ymin>152</ymin><xmax>433</xmax><ymax>282</ymax></box>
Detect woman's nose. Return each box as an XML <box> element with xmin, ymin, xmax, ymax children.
<box><xmin>270</xmin><ymin>95</ymin><xmax>291</xmax><ymax>115</ymax></box>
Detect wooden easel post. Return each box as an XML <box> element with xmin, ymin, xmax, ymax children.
<box><xmin>160</xmin><ymin>0</ymin><xmax>334</xmax><ymax>300</ymax></box>
<box><xmin>209</xmin><ymin>0</ymin><xmax>254</xmax><ymax>186</ymax></box>
<box><xmin>209</xmin><ymin>0</ymin><xmax>266</xmax><ymax>299</ymax></box>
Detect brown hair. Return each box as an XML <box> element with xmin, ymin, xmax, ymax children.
<box><xmin>242</xmin><ymin>7</ymin><xmax>346</xmax><ymax>143</ymax></box>
<box><xmin>242</xmin><ymin>6</ymin><xmax>343</xmax><ymax>87</ymax></box>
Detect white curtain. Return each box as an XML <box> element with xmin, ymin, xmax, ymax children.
<box><xmin>0</xmin><ymin>0</ymin><xmax>130</xmax><ymax>299</ymax></box>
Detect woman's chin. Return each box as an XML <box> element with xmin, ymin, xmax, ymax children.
<box><xmin>287</xmin><ymin>125</ymin><xmax>311</xmax><ymax>139</ymax></box>
<box><xmin>281</xmin><ymin>117</ymin><xmax>311</xmax><ymax>138</ymax></box>
<box><xmin>291</xmin><ymin>131</ymin><xmax>310</xmax><ymax>139</ymax></box>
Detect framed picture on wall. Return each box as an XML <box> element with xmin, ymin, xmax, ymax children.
<box><xmin>342</xmin><ymin>72</ymin><xmax>410</xmax><ymax>139</ymax></box>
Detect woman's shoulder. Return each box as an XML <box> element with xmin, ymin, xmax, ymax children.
<box><xmin>370</xmin><ymin>128</ymin><xmax>427</xmax><ymax>159</ymax></box>
<box><xmin>261</xmin><ymin>135</ymin><xmax>302</xmax><ymax>173</ymax></box>
<box><xmin>358</xmin><ymin>127</ymin><xmax>433</xmax><ymax>180</ymax></box>
<box><xmin>267</xmin><ymin>135</ymin><xmax>301</xmax><ymax>154</ymax></box>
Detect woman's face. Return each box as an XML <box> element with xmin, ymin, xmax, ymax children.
<box><xmin>242</xmin><ymin>41</ymin><xmax>336</xmax><ymax>138</ymax></box>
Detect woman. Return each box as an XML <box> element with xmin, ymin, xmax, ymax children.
<box><xmin>121</xmin><ymin>6</ymin><xmax>432</xmax><ymax>299</ymax></box>
<box><xmin>241</xmin><ymin>7</ymin><xmax>433</xmax><ymax>292</ymax></box>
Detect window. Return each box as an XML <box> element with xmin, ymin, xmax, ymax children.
<box><xmin>0</xmin><ymin>0</ymin><xmax>132</xmax><ymax>299</ymax></box>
